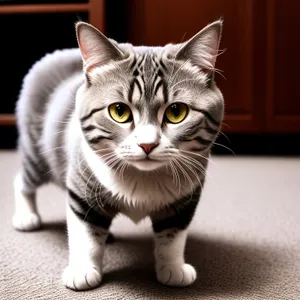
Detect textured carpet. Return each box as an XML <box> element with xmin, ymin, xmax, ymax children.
<box><xmin>1</xmin><ymin>151</ymin><xmax>299</xmax><ymax>300</ymax></box>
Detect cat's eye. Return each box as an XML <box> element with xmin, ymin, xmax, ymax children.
<box><xmin>109</xmin><ymin>103</ymin><xmax>133</xmax><ymax>123</ymax></box>
<box><xmin>164</xmin><ymin>103</ymin><xmax>188</xmax><ymax>124</ymax></box>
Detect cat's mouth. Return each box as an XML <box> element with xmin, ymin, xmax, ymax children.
<box><xmin>127</xmin><ymin>156</ymin><xmax>166</xmax><ymax>171</ymax></box>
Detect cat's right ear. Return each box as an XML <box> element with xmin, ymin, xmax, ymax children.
<box><xmin>76</xmin><ymin>22</ymin><xmax>124</xmax><ymax>73</ymax></box>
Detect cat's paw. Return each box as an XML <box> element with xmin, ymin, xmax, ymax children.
<box><xmin>12</xmin><ymin>212</ymin><xmax>41</xmax><ymax>231</ymax></box>
<box><xmin>62</xmin><ymin>265</ymin><xmax>102</xmax><ymax>291</ymax></box>
<box><xmin>156</xmin><ymin>263</ymin><xmax>197</xmax><ymax>287</ymax></box>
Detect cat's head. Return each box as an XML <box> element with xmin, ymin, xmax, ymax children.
<box><xmin>76</xmin><ymin>21</ymin><xmax>224</xmax><ymax>172</ymax></box>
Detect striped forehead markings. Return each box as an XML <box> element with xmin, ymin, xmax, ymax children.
<box><xmin>128</xmin><ymin>52</ymin><xmax>169</xmax><ymax>103</ymax></box>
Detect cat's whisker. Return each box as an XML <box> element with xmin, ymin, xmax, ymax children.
<box><xmin>105</xmin><ymin>155</ymin><xmax>121</xmax><ymax>173</ymax></box>
<box><xmin>92</xmin><ymin>147</ymin><xmax>112</xmax><ymax>153</ymax></box>
<box><xmin>112</xmin><ymin>159</ymin><xmax>124</xmax><ymax>180</ymax></box>
<box><xmin>93</xmin><ymin>182</ymin><xmax>104</xmax><ymax>209</ymax></box>
<box><xmin>170</xmin><ymin>160</ymin><xmax>181</xmax><ymax>193</ymax></box>
<box><xmin>177</xmin><ymin>155</ymin><xmax>209</xmax><ymax>190</ymax></box>
<box><xmin>118</xmin><ymin>161</ymin><xmax>128</xmax><ymax>183</ymax></box>
<box><xmin>172</xmin><ymin>158</ymin><xmax>194</xmax><ymax>192</ymax></box>
<box><xmin>212</xmin><ymin>142</ymin><xmax>236</xmax><ymax>156</ymax></box>
<box><xmin>178</xmin><ymin>153</ymin><xmax>219</xmax><ymax>189</ymax></box>
<box><xmin>218</xmin><ymin>131</ymin><xmax>231</xmax><ymax>144</ymax></box>
<box><xmin>177</xmin><ymin>149</ymin><xmax>220</xmax><ymax>169</ymax></box>
<box><xmin>172</xmin><ymin>153</ymin><xmax>204</xmax><ymax>185</ymax></box>
<box><xmin>38</xmin><ymin>146</ymin><xmax>65</xmax><ymax>155</ymax></box>
<box><xmin>165</xmin><ymin>152</ymin><xmax>180</xmax><ymax>189</ymax></box>
<box><xmin>177</xmin><ymin>151</ymin><xmax>214</xmax><ymax>180</ymax></box>
<box><xmin>221</xmin><ymin>122</ymin><xmax>231</xmax><ymax>129</ymax></box>
<box><xmin>121</xmin><ymin>162</ymin><xmax>129</xmax><ymax>183</ymax></box>
<box><xmin>168</xmin><ymin>161</ymin><xmax>177</xmax><ymax>186</ymax></box>
<box><xmin>52</xmin><ymin>129</ymin><xmax>68</xmax><ymax>136</ymax></box>
<box><xmin>100</xmin><ymin>153</ymin><xmax>120</xmax><ymax>166</ymax></box>
<box><xmin>167</xmin><ymin>160</ymin><xmax>176</xmax><ymax>186</ymax></box>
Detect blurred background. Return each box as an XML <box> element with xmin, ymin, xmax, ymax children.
<box><xmin>0</xmin><ymin>0</ymin><xmax>299</xmax><ymax>155</ymax></box>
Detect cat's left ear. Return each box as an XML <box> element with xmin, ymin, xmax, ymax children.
<box><xmin>176</xmin><ymin>19</ymin><xmax>223</xmax><ymax>74</ymax></box>
<box><xmin>76</xmin><ymin>22</ymin><xmax>124</xmax><ymax>73</ymax></box>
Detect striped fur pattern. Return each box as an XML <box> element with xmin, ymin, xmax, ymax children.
<box><xmin>13</xmin><ymin>21</ymin><xmax>224</xmax><ymax>290</ymax></box>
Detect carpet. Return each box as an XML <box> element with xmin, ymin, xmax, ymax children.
<box><xmin>1</xmin><ymin>151</ymin><xmax>299</xmax><ymax>299</ymax></box>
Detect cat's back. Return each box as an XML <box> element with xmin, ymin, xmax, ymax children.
<box><xmin>15</xmin><ymin>49</ymin><xmax>83</xmax><ymax>185</ymax></box>
<box><xmin>16</xmin><ymin>48</ymin><xmax>82</xmax><ymax>124</ymax></box>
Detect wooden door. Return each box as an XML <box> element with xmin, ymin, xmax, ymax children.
<box><xmin>126</xmin><ymin>0</ymin><xmax>266</xmax><ymax>132</ymax></box>
<box><xmin>266</xmin><ymin>0</ymin><xmax>300</xmax><ymax>132</ymax></box>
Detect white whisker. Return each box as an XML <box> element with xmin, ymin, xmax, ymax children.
<box><xmin>178</xmin><ymin>149</ymin><xmax>219</xmax><ymax>169</ymax></box>
<box><xmin>38</xmin><ymin>146</ymin><xmax>65</xmax><ymax>155</ymax></box>
<box><xmin>172</xmin><ymin>159</ymin><xmax>194</xmax><ymax>192</ymax></box>
<box><xmin>213</xmin><ymin>142</ymin><xmax>236</xmax><ymax>156</ymax></box>
<box><xmin>177</xmin><ymin>153</ymin><xmax>219</xmax><ymax>189</ymax></box>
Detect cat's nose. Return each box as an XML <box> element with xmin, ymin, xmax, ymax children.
<box><xmin>138</xmin><ymin>143</ymin><xmax>158</xmax><ymax>154</ymax></box>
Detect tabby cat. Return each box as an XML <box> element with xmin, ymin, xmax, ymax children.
<box><xmin>13</xmin><ymin>20</ymin><xmax>224</xmax><ymax>290</ymax></box>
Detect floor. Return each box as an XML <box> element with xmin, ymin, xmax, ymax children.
<box><xmin>1</xmin><ymin>151</ymin><xmax>300</xmax><ymax>299</ymax></box>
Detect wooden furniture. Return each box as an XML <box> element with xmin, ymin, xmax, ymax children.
<box><xmin>0</xmin><ymin>0</ymin><xmax>104</xmax><ymax>126</ymax></box>
<box><xmin>266</xmin><ymin>0</ymin><xmax>300</xmax><ymax>132</ymax></box>
<box><xmin>127</xmin><ymin>0</ymin><xmax>300</xmax><ymax>133</ymax></box>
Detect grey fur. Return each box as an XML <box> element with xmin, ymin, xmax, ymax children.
<box><xmin>16</xmin><ymin>23</ymin><xmax>224</xmax><ymax>211</ymax></box>
<box><xmin>14</xmin><ymin>20</ymin><xmax>224</xmax><ymax>289</ymax></box>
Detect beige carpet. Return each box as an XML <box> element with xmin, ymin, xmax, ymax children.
<box><xmin>1</xmin><ymin>151</ymin><xmax>299</xmax><ymax>300</ymax></box>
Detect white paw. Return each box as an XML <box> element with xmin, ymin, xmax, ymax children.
<box><xmin>156</xmin><ymin>263</ymin><xmax>197</xmax><ymax>287</ymax></box>
<box><xmin>62</xmin><ymin>265</ymin><xmax>102</xmax><ymax>291</ymax></box>
<box><xmin>12</xmin><ymin>212</ymin><xmax>41</xmax><ymax>231</ymax></box>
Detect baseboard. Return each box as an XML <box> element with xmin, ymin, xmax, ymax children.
<box><xmin>213</xmin><ymin>133</ymin><xmax>300</xmax><ymax>156</ymax></box>
<box><xmin>0</xmin><ymin>126</ymin><xmax>18</xmax><ymax>149</ymax></box>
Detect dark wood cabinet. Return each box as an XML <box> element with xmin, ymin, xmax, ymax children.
<box><xmin>266</xmin><ymin>0</ymin><xmax>300</xmax><ymax>132</ymax></box>
<box><xmin>127</xmin><ymin>0</ymin><xmax>300</xmax><ymax>133</ymax></box>
<box><xmin>0</xmin><ymin>0</ymin><xmax>104</xmax><ymax>126</ymax></box>
<box><xmin>1</xmin><ymin>0</ymin><xmax>300</xmax><ymax>149</ymax></box>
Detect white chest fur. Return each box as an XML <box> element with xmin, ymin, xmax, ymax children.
<box><xmin>81</xmin><ymin>140</ymin><xmax>196</xmax><ymax>223</ymax></box>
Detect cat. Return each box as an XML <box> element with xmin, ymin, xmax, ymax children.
<box><xmin>13</xmin><ymin>20</ymin><xmax>224</xmax><ymax>290</ymax></box>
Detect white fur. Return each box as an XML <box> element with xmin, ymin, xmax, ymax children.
<box><xmin>81</xmin><ymin>133</ymin><xmax>196</xmax><ymax>222</ymax></box>
<box><xmin>12</xmin><ymin>173</ymin><xmax>41</xmax><ymax>231</ymax></box>
<box><xmin>154</xmin><ymin>229</ymin><xmax>197</xmax><ymax>287</ymax></box>
<box><xmin>62</xmin><ymin>205</ymin><xmax>106</xmax><ymax>290</ymax></box>
<box><xmin>134</xmin><ymin>124</ymin><xmax>160</xmax><ymax>145</ymax></box>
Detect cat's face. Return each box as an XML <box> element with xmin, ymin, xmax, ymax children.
<box><xmin>76</xmin><ymin>21</ymin><xmax>224</xmax><ymax>172</ymax></box>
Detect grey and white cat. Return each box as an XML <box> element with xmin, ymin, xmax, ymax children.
<box><xmin>13</xmin><ymin>20</ymin><xmax>224</xmax><ymax>290</ymax></box>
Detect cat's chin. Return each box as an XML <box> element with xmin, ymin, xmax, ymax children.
<box><xmin>128</xmin><ymin>159</ymin><xmax>166</xmax><ymax>171</ymax></box>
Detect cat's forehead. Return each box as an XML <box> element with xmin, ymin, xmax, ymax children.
<box><xmin>126</xmin><ymin>50</ymin><xmax>168</xmax><ymax>106</ymax></box>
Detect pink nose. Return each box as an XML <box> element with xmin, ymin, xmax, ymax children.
<box><xmin>138</xmin><ymin>143</ymin><xmax>158</xmax><ymax>154</ymax></box>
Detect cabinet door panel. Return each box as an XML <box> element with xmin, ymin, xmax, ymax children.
<box><xmin>127</xmin><ymin>0</ymin><xmax>265</xmax><ymax>132</ymax></box>
<box><xmin>266</xmin><ymin>0</ymin><xmax>300</xmax><ymax>132</ymax></box>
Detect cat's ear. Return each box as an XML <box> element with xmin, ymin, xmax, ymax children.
<box><xmin>176</xmin><ymin>19</ymin><xmax>223</xmax><ymax>73</ymax></box>
<box><xmin>76</xmin><ymin>22</ymin><xmax>124</xmax><ymax>73</ymax></box>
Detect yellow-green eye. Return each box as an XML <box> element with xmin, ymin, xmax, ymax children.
<box><xmin>164</xmin><ymin>103</ymin><xmax>188</xmax><ymax>124</ymax></box>
<box><xmin>109</xmin><ymin>103</ymin><xmax>132</xmax><ymax>123</ymax></box>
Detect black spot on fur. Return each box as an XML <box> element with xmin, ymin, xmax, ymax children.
<box><xmin>68</xmin><ymin>189</ymin><xmax>112</xmax><ymax>229</ymax></box>
<box><xmin>151</xmin><ymin>188</ymin><xmax>201</xmax><ymax>232</ymax></box>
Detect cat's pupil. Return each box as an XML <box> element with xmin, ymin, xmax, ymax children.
<box><xmin>171</xmin><ymin>104</ymin><xmax>180</xmax><ymax>117</ymax></box>
<box><xmin>116</xmin><ymin>104</ymin><xmax>124</xmax><ymax>116</ymax></box>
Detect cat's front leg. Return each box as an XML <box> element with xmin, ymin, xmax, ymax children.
<box><xmin>63</xmin><ymin>189</ymin><xmax>115</xmax><ymax>291</ymax></box>
<box><xmin>151</xmin><ymin>190</ymin><xmax>200</xmax><ymax>287</ymax></box>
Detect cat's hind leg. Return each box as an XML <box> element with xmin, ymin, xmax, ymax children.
<box><xmin>12</xmin><ymin>155</ymin><xmax>46</xmax><ymax>231</ymax></box>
